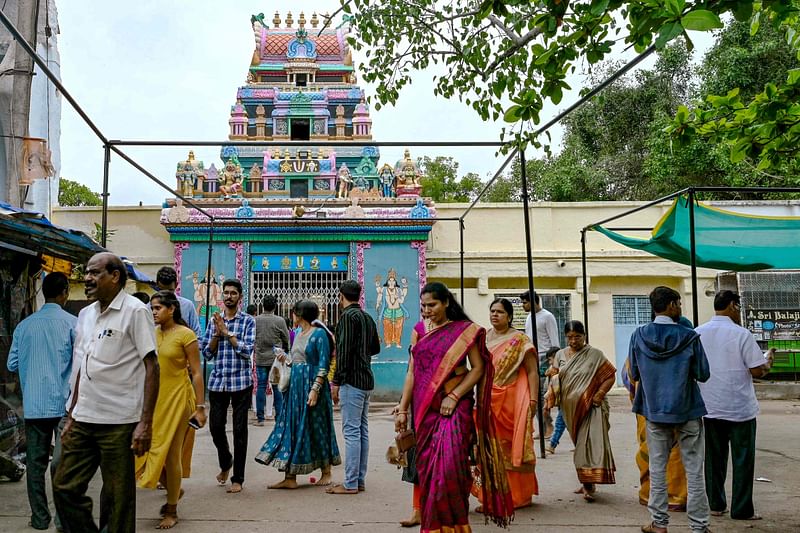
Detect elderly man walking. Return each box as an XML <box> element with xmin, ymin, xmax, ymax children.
<box><xmin>328</xmin><ymin>280</ymin><xmax>380</xmax><ymax>494</ymax></box>
<box><xmin>696</xmin><ymin>290</ymin><xmax>773</xmax><ymax>521</ymax></box>
<box><xmin>7</xmin><ymin>272</ymin><xmax>75</xmax><ymax>531</ymax></box>
<box><xmin>53</xmin><ymin>252</ymin><xmax>160</xmax><ymax>533</ymax></box>
<box><xmin>628</xmin><ymin>286</ymin><xmax>711</xmax><ymax>533</ymax></box>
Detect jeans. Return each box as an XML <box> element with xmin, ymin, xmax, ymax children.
<box><xmin>646</xmin><ymin>418</ymin><xmax>709</xmax><ymax>531</ymax></box>
<box><xmin>24</xmin><ymin>417</ymin><xmax>63</xmax><ymax>530</ymax></box>
<box><xmin>549</xmin><ymin>411</ymin><xmax>566</xmax><ymax>448</ymax></box>
<box><xmin>340</xmin><ymin>384</ymin><xmax>370</xmax><ymax>490</ymax></box>
<box><xmin>209</xmin><ymin>387</ymin><xmax>251</xmax><ymax>485</ymax></box>
<box><xmin>255</xmin><ymin>367</ymin><xmax>283</xmax><ymax>421</ymax></box>
<box><xmin>53</xmin><ymin>421</ymin><xmax>137</xmax><ymax>533</ymax></box>
<box><xmin>704</xmin><ymin>417</ymin><xmax>757</xmax><ymax>519</ymax></box>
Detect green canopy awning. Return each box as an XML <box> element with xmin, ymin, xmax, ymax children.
<box><xmin>592</xmin><ymin>196</ymin><xmax>800</xmax><ymax>271</ymax></box>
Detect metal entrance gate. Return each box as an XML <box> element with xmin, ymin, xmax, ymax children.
<box><xmin>251</xmin><ymin>270</ymin><xmax>349</xmax><ymax>327</ymax></box>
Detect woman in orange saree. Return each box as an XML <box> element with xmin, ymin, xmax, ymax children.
<box><xmin>546</xmin><ymin>320</ymin><xmax>616</xmax><ymax>502</ymax></box>
<box><xmin>395</xmin><ymin>282</ymin><xmax>514</xmax><ymax>532</ymax></box>
<box><xmin>476</xmin><ymin>298</ymin><xmax>539</xmax><ymax>509</ymax></box>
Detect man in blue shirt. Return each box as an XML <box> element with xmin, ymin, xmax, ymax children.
<box><xmin>7</xmin><ymin>272</ymin><xmax>75</xmax><ymax>531</ymax></box>
<box><xmin>199</xmin><ymin>278</ymin><xmax>255</xmax><ymax>494</ymax></box>
<box><xmin>156</xmin><ymin>266</ymin><xmax>201</xmax><ymax>337</ymax></box>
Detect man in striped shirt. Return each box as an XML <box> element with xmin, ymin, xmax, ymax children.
<box><xmin>8</xmin><ymin>272</ymin><xmax>75</xmax><ymax>531</ymax></box>
<box><xmin>328</xmin><ymin>280</ymin><xmax>380</xmax><ymax>494</ymax></box>
<box><xmin>199</xmin><ymin>278</ymin><xmax>255</xmax><ymax>494</ymax></box>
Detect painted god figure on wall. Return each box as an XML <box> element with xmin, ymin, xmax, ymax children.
<box><xmin>375</xmin><ymin>269</ymin><xmax>409</xmax><ymax>349</ymax></box>
<box><xmin>188</xmin><ymin>270</ymin><xmax>222</xmax><ymax>319</ymax></box>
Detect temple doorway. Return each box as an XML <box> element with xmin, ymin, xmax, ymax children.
<box><xmin>250</xmin><ymin>269</ymin><xmax>349</xmax><ymax>327</ymax></box>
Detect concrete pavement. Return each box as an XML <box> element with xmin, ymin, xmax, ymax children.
<box><xmin>0</xmin><ymin>395</ymin><xmax>798</xmax><ymax>532</ymax></box>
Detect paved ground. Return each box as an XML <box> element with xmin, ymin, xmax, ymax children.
<box><xmin>1</xmin><ymin>394</ymin><xmax>798</xmax><ymax>532</ymax></box>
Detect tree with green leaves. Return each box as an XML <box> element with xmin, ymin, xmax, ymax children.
<box><xmin>342</xmin><ymin>0</ymin><xmax>800</xmax><ymax>171</ymax></box>
<box><xmin>58</xmin><ymin>178</ymin><xmax>102</xmax><ymax>206</ymax></box>
<box><xmin>419</xmin><ymin>156</ymin><xmax>484</xmax><ymax>202</ymax></box>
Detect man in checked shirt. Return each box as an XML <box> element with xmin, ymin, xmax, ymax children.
<box><xmin>199</xmin><ymin>278</ymin><xmax>255</xmax><ymax>494</ymax></box>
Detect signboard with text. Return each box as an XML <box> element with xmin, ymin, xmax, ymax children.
<box><xmin>745</xmin><ymin>309</ymin><xmax>800</xmax><ymax>341</ymax></box>
<box><xmin>251</xmin><ymin>254</ymin><xmax>349</xmax><ymax>272</ymax></box>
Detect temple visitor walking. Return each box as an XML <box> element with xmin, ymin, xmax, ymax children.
<box><xmin>696</xmin><ymin>290</ymin><xmax>774</xmax><ymax>521</ymax></box>
<box><xmin>253</xmin><ymin>295</ymin><xmax>290</xmax><ymax>425</ymax></box>
<box><xmin>395</xmin><ymin>282</ymin><xmax>513</xmax><ymax>532</ymax></box>
<box><xmin>328</xmin><ymin>281</ymin><xmax>380</xmax><ymax>494</ymax></box>
<box><xmin>477</xmin><ymin>298</ymin><xmax>539</xmax><ymax>509</ymax></box>
<box><xmin>7</xmin><ymin>272</ymin><xmax>75</xmax><ymax>531</ymax></box>
<box><xmin>156</xmin><ymin>266</ymin><xmax>201</xmax><ymax>337</ymax></box>
<box><xmin>256</xmin><ymin>300</ymin><xmax>341</xmax><ymax>488</ymax></box>
<box><xmin>199</xmin><ymin>279</ymin><xmax>255</xmax><ymax>494</ymax></box>
<box><xmin>628</xmin><ymin>286</ymin><xmax>711</xmax><ymax>533</ymax></box>
<box><xmin>545</xmin><ymin>320</ymin><xmax>616</xmax><ymax>502</ymax></box>
<box><xmin>520</xmin><ymin>290</ymin><xmax>560</xmax><ymax>436</ymax></box>
<box><xmin>53</xmin><ymin>252</ymin><xmax>160</xmax><ymax>533</ymax></box>
<box><xmin>136</xmin><ymin>291</ymin><xmax>206</xmax><ymax>529</ymax></box>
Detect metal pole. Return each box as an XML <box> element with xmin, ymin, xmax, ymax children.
<box><xmin>101</xmin><ymin>144</ymin><xmax>110</xmax><ymax>247</ymax></box>
<box><xmin>519</xmin><ymin>150</ymin><xmax>546</xmax><ymax>459</ymax></box>
<box><xmin>202</xmin><ymin>217</ymin><xmax>215</xmax><ymax>385</ymax></box>
<box><xmin>581</xmin><ymin>229</ymin><xmax>589</xmax><ymax>341</ymax></box>
<box><xmin>459</xmin><ymin>219</ymin><xmax>465</xmax><ymax>304</ymax></box>
<box><xmin>688</xmin><ymin>190</ymin><xmax>699</xmax><ymax>326</ymax></box>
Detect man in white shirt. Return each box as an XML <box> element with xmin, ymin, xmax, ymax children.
<box><xmin>53</xmin><ymin>253</ymin><xmax>159</xmax><ymax>533</ymax></box>
<box><xmin>520</xmin><ymin>290</ymin><xmax>560</xmax><ymax>436</ymax></box>
<box><xmin>696</xmin><ymin>290</ymin><xmax>773</xmax><ymax>522</ymax></box>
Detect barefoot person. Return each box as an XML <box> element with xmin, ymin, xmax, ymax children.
<box><xmin>199</xmin><ymin>279</ymin><xmax>255</xmax><ymax>494</ymax></box>
<box><xmin>136</xmin><ymin>291</ymin><xmax>206</xmax><ymax>529</ymax></box>
<box><xmin>255</xmin><ymin>300</ymin><xmax>341</xmax><ymax>488</ymax></box>
<box><xmin>546</xmin><ymin>320</ymin><xmax>616</xmax><ymax>502</ymax></box>
<box><xmin>475</xmin><ymin>298</ymin><xmax>539</xmax><ymax>510</ymax></box>
<box><xmin>395</xmin><ymin>282</ymin><xmax>514</xmax><ymax>532</ymax></box>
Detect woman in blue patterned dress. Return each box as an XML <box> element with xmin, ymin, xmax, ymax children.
<box><xmin>255</xmin><ymin>300</ymin><xmax>341</xmax><ymax>488</ymax></box>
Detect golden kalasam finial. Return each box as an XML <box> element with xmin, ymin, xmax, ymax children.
<box><xmin>273</xmin><ymin>11</ymin><xmax>281</xmax><ymax>27</ymax></box>
<box><xmin>311</xmin><ymin>12</ymin><xmax>319</xmax><ymax>28</ymax></box>
<box><xmin>285</xmin><ymin>11</ymin><xmax>294</xmax><ymax>27</ymax></box>
<box><xmin>299</xmin><ymin>12</ymin><xmax>306</xmax><ymax>28</ymax></box>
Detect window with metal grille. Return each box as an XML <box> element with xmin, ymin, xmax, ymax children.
<box><xmin>612</xmin><ymin>296</ymin><xmax>651</xmax><ymax>325</ymax></box>
<box><xmin>540</xmin><ymin>294</ymin><xmax>572</xmax><ymax>348</ymax></box>
<box><xmin>250</xmin><ymin>270</ymin><xmax>350</xmax><ymax>329</ymax></box>
<box><xmin>735</xmin><ymin>272</ymin><xmax>800</xmax><ymax>310</ymax></box>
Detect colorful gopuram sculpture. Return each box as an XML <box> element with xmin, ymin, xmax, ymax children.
<box><xmin>172</xmin><ymin>11</ymin><xmax>426</xmax><ymax>200</ymax></box>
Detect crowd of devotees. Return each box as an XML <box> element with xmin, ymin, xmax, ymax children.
<box><xmin>7</xmin><ymin>252</ymin><xmax>774</xmax><ymax>532</ymax></box>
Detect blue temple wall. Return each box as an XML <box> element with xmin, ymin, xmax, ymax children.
<box><xmin>178</xmin><ymin>242</ymin><xmax>238</xmax><ymax>332</ymax></box>
<box><xmin>361</xmin><ymin>241</ymin><xmax>422</xmax><ymax>398</ymax></box>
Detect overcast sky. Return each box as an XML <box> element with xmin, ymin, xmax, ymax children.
<box><xmin>56</xmin><ymin>1</ymin><xmax>712</xmax><ymax>206</ymax></box>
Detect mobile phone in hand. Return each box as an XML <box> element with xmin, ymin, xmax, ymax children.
<box><xmin>188</xmin><ymin>417</ymin><xmax>201</xmax><ymax>430</ymax></box>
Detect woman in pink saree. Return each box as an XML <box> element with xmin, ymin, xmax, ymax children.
<box><xmin>475</xmin><ymin>298</ymin><xmax>539</xmax><ymax>510</ymax></box>
<box><xmin>395</xmin><ymin>282</ymin><xmax>513</xmax><ymax>532</ymax></box>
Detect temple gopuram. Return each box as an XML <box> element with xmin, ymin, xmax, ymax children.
<box><xmin>161</xmin><ymin>11</ymin><xmax>434</xmax><ymax>396</ymax></box>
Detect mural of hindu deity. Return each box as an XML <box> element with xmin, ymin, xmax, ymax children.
<box><xmin>187</xmin><ymin>269</ymin><xmax>227</xmax><ymax>318</ymax></box>
<box><xmin>375</xmin><ymin>269</ymin><xmax>409</xmax><ymax>349</ymax></box>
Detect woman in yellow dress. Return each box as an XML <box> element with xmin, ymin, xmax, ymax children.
<box><xmin>136</xmin><ymin>291</ymin><xmax>206</xmax><ymax>529</ymax></box>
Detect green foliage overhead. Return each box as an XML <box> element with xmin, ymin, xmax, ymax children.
<box><xmin>58</xmin><ymin>178</ymin><xmax>102</xmax><ymax>206</ymax></box>
<box><xmin>418</xmin><ymin>156</ymin><xmax>484</xmax><ymax>202</ymax></box>
<box><xmin>343</xmin><ymin>0</ymin><xmax>800</xmax><ymax>169</ymax></box>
